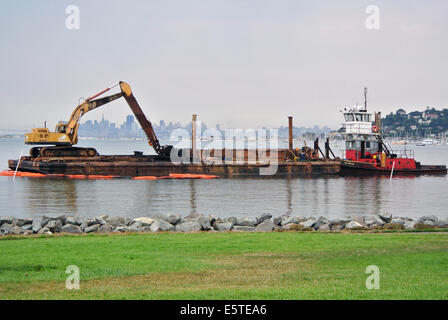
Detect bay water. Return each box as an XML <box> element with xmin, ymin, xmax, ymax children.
<box><xmin>0</xmin><ymin>137</ymin><xmax>447</xmax><ymax>219</ymax></box>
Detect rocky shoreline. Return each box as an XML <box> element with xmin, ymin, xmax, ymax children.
<box><xmin>1</xmin><ymin>213</ymin><xmax>447</xmax><ymax>236</ymax></box>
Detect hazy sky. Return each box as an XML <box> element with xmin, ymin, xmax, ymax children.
<box><xmin>1</xmin><ymin>0</ymin><xmax>447</xmax><ymax>131</ymax></box>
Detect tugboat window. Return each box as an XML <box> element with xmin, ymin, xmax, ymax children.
<box><xmin>345</xmin><ymin>114</ymin><xmax>354</xmax><ymax>121</ymax></box>
<box><xmin>346</xmin><ymin>141</ymin><xmax>355</xmax><ymax>150</ymax></box>
<box><xmin>355</xmin><ymin>114</ymin><xmax>362</xmax><ymax>121</ymax></box>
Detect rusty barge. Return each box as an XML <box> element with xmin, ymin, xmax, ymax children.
<box><xmin>8</xmin><ymin>157</ymin><xmax>340</xmax><ymax>178</ymax></box>
<box><xmin>7</xmin><ymin>81</ymin><xmax>343</xmax><ymax>178</ymax></box>
<box><xmin>8</xmin><ymin>146</ymin><xmax>341</xmax><ymax>178</ymax></box>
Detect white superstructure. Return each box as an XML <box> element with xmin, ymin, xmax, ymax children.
<box><xmin>341</xmin><ymin>104</ymin><xmax>374</xmax><ymax>135</ymax></box>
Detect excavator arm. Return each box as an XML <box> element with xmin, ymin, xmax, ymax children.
<box><xmin>64</xmin><ymin>81</ymin><xmax>170</xmax><ymax>155</ymax></box>
<box><xmin>119</xmin><ymin>82</ymin><xmax>172</xmax><ymax>156</ymax></box>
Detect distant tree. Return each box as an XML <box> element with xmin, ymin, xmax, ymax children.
<box><xmin>382</xmin><ymin>107</ymin><xmax>448</xmax><ymax>137</ymax></box>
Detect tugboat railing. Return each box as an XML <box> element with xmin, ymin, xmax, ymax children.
<box><xmin>389</xmin><ymin>149</ymin><xmax>415</xmax><ymax>159</ymax></box>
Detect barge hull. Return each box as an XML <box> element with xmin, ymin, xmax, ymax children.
<box><xmin>8</xmin><ymin>156</ymin><xmax>341</xmax><ymax>178</ymax></box>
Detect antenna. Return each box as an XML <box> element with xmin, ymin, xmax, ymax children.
<box><xmin>364</xmin><ymin>87</ymin><xmax>368</xmax><ymax>110</ymax></box>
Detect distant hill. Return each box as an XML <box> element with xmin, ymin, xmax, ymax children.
<box><xmin>382</xmin><ymin>107</ymin><xmax>448</xmax><ymax>137</ymax></box>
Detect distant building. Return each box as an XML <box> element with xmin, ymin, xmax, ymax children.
<box><xmin>424</xmin><ymin>112</ymin><xmax>439</xmax><ymax>120</ymax></box>
<box><xmin>408</xmin><ymin>111</ymin><xmax>422</xmax><ymax>119</ymax></box>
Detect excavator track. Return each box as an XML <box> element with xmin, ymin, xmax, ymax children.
<box><xmin>30</xmin><ymin>146</ymin><xmax>99</xmax><ymax>158</ymax></box>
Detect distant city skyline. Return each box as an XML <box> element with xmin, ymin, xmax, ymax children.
<box><xmin>1</xmin><ymin>103</ymin><xmax>445</xmax><ymax>135</ymax></box>
<box><xmin>77</xmin><ymin>114</ymin><xmax>332</xmax><ymax>139</ymax></box>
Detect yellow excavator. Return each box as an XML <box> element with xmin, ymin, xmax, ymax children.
<box><xmin>25</xmin><ymin>81</ymin><xmax>172</xmax><ymax>158</ymax></box>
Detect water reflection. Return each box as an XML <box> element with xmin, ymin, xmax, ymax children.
<box><xmin>4</xmin><ymin>174</ymin><xmax>446</xmax><ymax>219</ymax></box>
<box><xmin>25</xmin><ymin>178</ymin><xmax>78</xmax><ymax>215</ymax></box>
<box><xmin>2</xmin><ymin>138</ymin><xmax>447</xmax><ymax>219</ymax></box>
<box><xmin>323</xmin><ymin>178</ymin><xmax>329</xmax><ymax>216</ymax></box>
<box><xmin>190</xmin><ymin>179</ymin><xmax>197</xmax><ymax>215</ymax></box>
<box><xmin>286</xmin><ymin>178</ymin><xmax>292</xmax><ymax>215</ymax></box>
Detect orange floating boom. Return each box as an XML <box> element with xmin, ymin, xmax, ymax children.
<box><xmin>133</xmin><ymin>176</ymin><xmax>159</xmax><ymax>180</ymax></box>
<box><xmin>1</xmin><ymin>170</ymin><xmax>219</xmax><ymax>180</ymax></box>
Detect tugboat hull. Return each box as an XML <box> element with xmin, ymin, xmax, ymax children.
<box><xmin>341</xmin><ymin>160</ymin><xmax>447</xmax><ymax>175</ymax></box>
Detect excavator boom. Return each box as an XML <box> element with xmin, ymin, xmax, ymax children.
<box><xmin>65</xmin><ymin>92</ymin><xmax>124</xmax><ymax>138</ymax></box>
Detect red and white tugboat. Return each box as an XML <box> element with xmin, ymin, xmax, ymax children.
<box><xmin>339</xmin><ymin>88</ymin><xmax>447</xmax><ymax>175</ymax></box>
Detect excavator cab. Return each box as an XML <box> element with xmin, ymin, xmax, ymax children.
<box><xmin>55</xmin><ymin>121</ymin><xmax>68</xmax><ymax>133</ymax></box>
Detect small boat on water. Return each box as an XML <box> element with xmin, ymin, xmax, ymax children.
<box><xmin>339</xmin><ymin>88</ymin><xmax>447</xmax><ymax>175</ymax></box>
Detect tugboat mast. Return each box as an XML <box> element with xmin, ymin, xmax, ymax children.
<box><xmin>364</xmin><ymin>87</ymin><xmax>368</xmax><ymax>111</ymax></box>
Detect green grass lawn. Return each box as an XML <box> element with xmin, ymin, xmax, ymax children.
<box><xmin>0</xmin><ymin>232</ymin><xmax>447</xmax><ymax>299</ymax></box>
